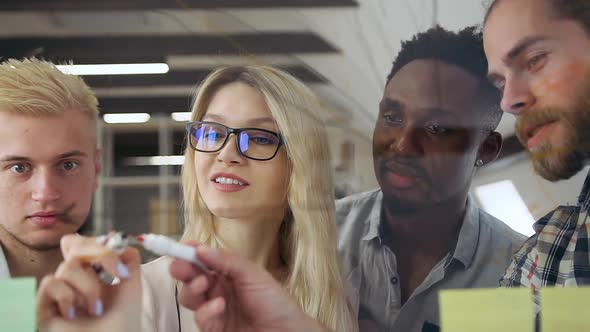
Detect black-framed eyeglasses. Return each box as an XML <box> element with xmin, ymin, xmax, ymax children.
<box><xmin>186</xmin><ymin>121</ymin><xmax>284</xmax><ymax>161</ymax></box>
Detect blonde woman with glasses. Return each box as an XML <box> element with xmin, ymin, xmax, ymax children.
<box><xmin>142</xmin><ymin>65</ymin><xmax>357</xmax><ymax>332</ymax></box>
<box><xmin>37</xmin><ymin>65</ymin><xmax>358</xmax><ymax>332</ymax></box>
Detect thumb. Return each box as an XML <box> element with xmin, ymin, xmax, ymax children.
<box><xmin>117</xmin><ymin>247</ymin><xmax>141</xmax><ymax>274</ymax></box>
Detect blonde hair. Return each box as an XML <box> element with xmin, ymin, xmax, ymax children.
<box><xmin>181</xmin><ymin>66</ymin><xmax>357</xmax><ymax>332</ymax></box>
<box><xmin>0</xmin><ymin>58</ymin><xmax>98</xmax><ymax>119</ymax></box>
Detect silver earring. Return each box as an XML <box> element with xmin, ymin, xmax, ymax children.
<box><xmin>475</xmin><ymin>159</ymin><xmax>484</xmax><ymax>167</ymax></box>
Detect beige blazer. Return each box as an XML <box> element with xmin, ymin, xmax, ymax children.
<box><xmin>141</xmin><ymin>256</ymin><xmax>201</xmax><ymax>332</ymax></box>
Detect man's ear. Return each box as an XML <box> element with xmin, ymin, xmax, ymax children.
<box><xmin>477</xmin><ymin>131</ymin><xmax>503</xmax><ymax>166</ymax></box>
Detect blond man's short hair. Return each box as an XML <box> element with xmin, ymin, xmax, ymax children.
<box><xmin>0</xmin><ymin>58</ymin><xmax>98</xmax><ymax>118</ymax></box>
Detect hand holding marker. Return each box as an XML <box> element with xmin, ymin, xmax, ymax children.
<box><xmin>100</xmin><ymin>232</ymin><xmax>211</xmax><ymax>273</ymax></box>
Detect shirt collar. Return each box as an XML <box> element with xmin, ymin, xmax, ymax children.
<box><xmin>363</xmin><ymin>191</ymin><xmax>480</xmax><ymax>269</ymax></box>
<box><xmin>448</xmin><ymin>196</ymin><xmax>480</xmax><ymax>269</ymax></box>
<box><xmin>362</xmin><ymin>190</ymin><xmax>384</xmax><ymax>242</ymax></box>
<box><xmin>578</xmin><ymin>169</ymin><xmax>590</xmax><ymax>213</ymax></box>
<box><xmin>0</xmin><ymin>244</ymin><xmax>10</xmax><ymax>280</ymax></box>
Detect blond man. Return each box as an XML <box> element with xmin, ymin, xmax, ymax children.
<box><xmin>0</xmin><ymin>58</ymin><xmax>101</xmax><ymax>283</ymax></box>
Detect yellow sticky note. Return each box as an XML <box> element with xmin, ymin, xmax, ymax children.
<box><xmin>541</xmin><ymin>287</ymin><xmax>590</xmax><ymax>332</ymax></box>
<box><xmin>0</xmin><ymin>277</ymin><xmax>36</xmax><ymax>332</ymax></box>
<box><xmin>439</xmin><ymin>288</ymin><xmax>534</xmax><ymax>332</ymax></box>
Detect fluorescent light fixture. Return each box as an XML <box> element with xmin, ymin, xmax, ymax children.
<box><xmin>56</xmin><ymin>63</ymin><xmax>169</xmax><ymax>76</ymax></box>
<box><xmin>171</xmin><ymin>112</ymin><xmax>192</xmax><ymax>122</ymax></box>
<box><xmin>103</xmin><ymin>113</ymin><xmax>151</xmax><ymax>124</ymax></box>
<box><xmin>124</xmin><ymin>155</ymin><xmax>185</xmax><ymax>166</ymax></box>
<box><xmin>474</xmin><ymin>180</ymin><xmax>536</xmax><ymax>236</ymax></box>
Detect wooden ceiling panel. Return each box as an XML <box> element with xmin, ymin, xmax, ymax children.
<box><xmin>0</xmin><ymin>34</ymin><xmax>338</xmax><ymax>61</ymax></box>
<box><xmin>0</xmin><ymin>0</ymin><xmax>358</xmax><ymax>11</ymax></box>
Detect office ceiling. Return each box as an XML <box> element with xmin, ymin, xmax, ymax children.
<box><xmin>0</xmin><ymin>0</ymin><xmax>521</xmax><ymax>167</ymax></box>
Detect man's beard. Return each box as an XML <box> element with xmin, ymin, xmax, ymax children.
<box><xmin>515</xmin><ymin>73</ymin><xmax>590</xmax><ymax>181</ymax></box>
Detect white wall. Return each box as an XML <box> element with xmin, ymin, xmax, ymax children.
<box><xmin>473</xmin><ymin>153</ymin><xmax>589</xmax><ymax>221</ymax></box>
<box><xmin>327</xmin><ymin>124</ymin><xmax>377</xmax><ymax>196</ymax></box>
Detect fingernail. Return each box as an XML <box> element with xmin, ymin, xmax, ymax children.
<box><xmin>95</xmin><ymin>300</ymin><xmax>103</xmax><ymax>316</ymax></box>
<box><xmin>95</xmin><ymin>235</ymin><xmax>108</xmax><ymax>244</ymax></box>
<box><xmin>68</xmin><ymin>307</ymin><xmax>76</xmax><ymax>320</ymax></box>
<box><xmin>211</xmin><ymin>297</ymin><xmax>225</xmax><ymax>312</ymax></box>
<box><xmin>116</xmin><ymin>262</ymin><xmax>129</xmax><ymax>279</ymax></box>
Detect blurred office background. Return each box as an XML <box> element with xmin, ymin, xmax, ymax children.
<box><xmin>0</xmin><ymin>0</ymin><xmax>586</xmax><ymax>239</ymax></box>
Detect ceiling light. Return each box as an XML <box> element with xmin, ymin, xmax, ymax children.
<box><xmin>124</xmin><ymin>155</ymin><xmax>185</xmax><ymax>166</ymax></box>
<box><xmin>474</xmin><ymin>180</ymin><xmax>535</xmax><ymax>236</ymax></box>
<box><xmin>103</xmin><ymin>113</ymin><xmax>151</xmax><ymax>124</ymax></box>
<box><xmin>171</xmin><ymin>112</ymin><xmax>192</xmax><ymax>122</ymax></box>
<box><xmin>56</xmin><ymin>63</ymin><xmax>169</xmax><ymax>76</ymax></box>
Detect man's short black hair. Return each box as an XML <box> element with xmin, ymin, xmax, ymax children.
<box><xmin>485</xmin><ymin>0</ymin><xmax>590</xmax><ymax>35</ymax></box>
<box><xmin>386</xmin><ymin>25</ymin><xmax>502</xmax><ymax>134</ymax></box>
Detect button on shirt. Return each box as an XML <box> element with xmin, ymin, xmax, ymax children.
<box><xmin>336</xmin><ymin>189</ymin><xmax>527</xmax><ymax>332</ymax></box>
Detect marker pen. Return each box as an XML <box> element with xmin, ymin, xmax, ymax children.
<box><xmin>137</xmin><ymin>233</ymin><xmax>211</xmax><ymax>273</ymax></box>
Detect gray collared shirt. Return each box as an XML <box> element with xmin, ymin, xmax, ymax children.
<box><xmin>336</xmin><ymin>189</ymin><xmax>527</xmax><ymax>332</ymax></box>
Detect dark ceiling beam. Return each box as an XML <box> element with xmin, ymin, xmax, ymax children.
<box><xmin>0</xmin><ymin>0</ymin><xmax>358</xmax><ymax>11</ymax></box>
<box><xmin>114</xmin><ymin>131</ymin><xmax>187</xmax><ymax>159</ymax></box>
<box><xmin>0</xmin><ymin>34</ymin><xmax>338</xmax><ymax>61</ymax></box>
<box><xmin>99</xmin><ymin>96</ymin><xmax>191</xmax><ymax>115</ymax></box>
<box><xmin>85</xmin><ymin>65</ymin><xmax>326</xmax><ymax>88</ymax></box>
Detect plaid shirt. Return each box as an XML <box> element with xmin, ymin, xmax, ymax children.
<box><xmin>500</xmin><ymin>169</ymin><xmax>590</xmax><ymax>307</ymax></box>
